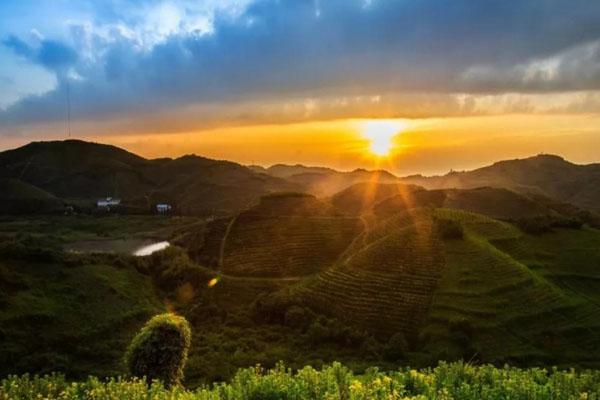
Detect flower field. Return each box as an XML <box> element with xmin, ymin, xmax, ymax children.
<box><xmin>2</xmin><ymin>362</ymin><xmax>598</xmax><ymax>400</ymax></box>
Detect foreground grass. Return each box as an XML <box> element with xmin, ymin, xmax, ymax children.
<box><xmin>2</xmin><ymin>362</ymin><xmax>599</xmax><ymax>400</ymax></box>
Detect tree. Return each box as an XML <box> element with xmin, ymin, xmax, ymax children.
<box><xmin>126</xmin><ymin>313</ymin><xmax>191</xmax><ymax>387</ymax></box>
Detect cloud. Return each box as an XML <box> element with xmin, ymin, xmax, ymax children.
<box><xmin>461</xmin><ymin>39</ymin><xmax>600</xmax><ymax>92</ymax></box>
<box><xmin>2</xmin><ymin>35</ymin><xmax>78</xmax><ymax>73</ymax></box>
<box><xmin>1</xmin><ymin>0</ymin><xmax>600</xmax><ymax>132</ymax></box>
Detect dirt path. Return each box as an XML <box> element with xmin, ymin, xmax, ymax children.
<box><xmin>218</xmin><ymin>215</ymin><xmax>237</xmax><ymax>267</ymax></box>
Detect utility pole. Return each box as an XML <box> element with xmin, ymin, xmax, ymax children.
<box><xmin>66</xmin><ymin>79</ymin><xmax>71</xmax><ymax>138</ymax></box>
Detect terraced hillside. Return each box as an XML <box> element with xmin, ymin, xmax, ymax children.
<box><xmin>301</xmin><ymin>210</ymin><xmax>445</xmax><ymax>338</ymax></box>
<box><xmin>422</xmin><ymin>209</ymin><xmax>600</xmax><ymax>365</ymax></box>
<box><xmin>220</xmin><ymin>194</ymin><xmax>363</xmax><ymax>277</ymax></box>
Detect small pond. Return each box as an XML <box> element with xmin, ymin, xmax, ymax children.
<box><xmin>64</xmin><ymin>239</ymin><xmax>170</xmax><ymax>256</ymax></box>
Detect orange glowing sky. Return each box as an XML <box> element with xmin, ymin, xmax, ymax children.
<box><xmin>65</xmin><ymin>113</ymin><xmax>600</xmax><ymax>175</ymax></box>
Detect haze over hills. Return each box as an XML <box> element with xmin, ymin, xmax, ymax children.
<box><xmin>399</xmin><ymin>154</ymin><xmax>600</xmax><ymax>212</ymax></box>
<box><xmin>250</xmin><ymin>163</ymin><xmax>400</xmax><ymax>197</ymax></box>
<box><xmin>2</xmin><ymin>140</ymin><xmax>600</xmax><ymax>217</ymax></box>
<box><xmin>254</xmin><ymin>154</ymin><xmax>600</xmax><ymax>213</ymax></box>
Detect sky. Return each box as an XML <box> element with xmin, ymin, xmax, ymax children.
<box><xmin>0</xmin><ymin>0</ymin><xmax>599</xmax><ymax>175</ymax></box>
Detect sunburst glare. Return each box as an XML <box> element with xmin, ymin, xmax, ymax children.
<box><xmin>360</xmin><ymin>119</ymin><xmax>409</xmax><ymax>157</ymax></box>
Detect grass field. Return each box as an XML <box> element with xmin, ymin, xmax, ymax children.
<box><xmin>2</xmin><ymin>192</ymin><xmax>600</xmax><ymax>385</ymax></box>
<box><xmin>0</xmin><ymin>215</ymin><xmax>203</xmax><ymax>378</ymax></box>
<box><xmin>422</xmin><ymin>209</ymin><xmax>600</xmax><ymax>366</ymax></box>
<box><xmin>2</xmin><ymin>362</ymin><xmax>599</xmax><ymax>399</ymax></box>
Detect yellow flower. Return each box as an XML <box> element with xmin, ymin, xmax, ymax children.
<box><xmin>350</xmin><ymin>379</ymin><xmax>363</xmax><ymax>392</ymax></box>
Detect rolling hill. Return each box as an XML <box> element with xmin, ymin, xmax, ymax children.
<box><xmin>401</xmin><ymin>154</ymin><xmax>600</xmax><ymax>212</ymax></box>
<box><xmin>254</xmin><ymin>163</ymin><xmax>400</xmax><ymax>197</ymax></box>
<box><xmin>0</xmin><ymin>140</ymin><xmax>298</xmax><ymax>215</ymax></box>
<box><xmin>183</xmin><ymin>186</ymin><xmax>600</xmax><ymax>368</ymax></box>
<box><xmin>1</xmin><ymin>141</ymin><xmax>600</xmax><ymax>216</ymax></box>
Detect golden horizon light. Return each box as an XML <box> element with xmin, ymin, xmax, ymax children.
<box><xmin>360</xmin><ymin>119</ymin><xmax>409</xmax><ymax>157</ymax></box>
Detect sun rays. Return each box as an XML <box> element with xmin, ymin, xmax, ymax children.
<box><xmin>360</xmin><ymin>119</ymin><xmax>409</xmax><ymax>157</ymax></box>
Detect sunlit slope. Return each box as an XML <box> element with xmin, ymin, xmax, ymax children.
<box><xmin>0</xmin><ymin>250</ymin><xmax>164</xmax><ymax>378</ymax></box>
<box><xmin>220</xmin><ymin>194</ymin><xmax>363</xmax><ymax>277</ymax></box>
<box><xmin>290</xmin><ymin>205</ymin><xmax>600</xmax><ymax>366</ymax></box>
<box><xmin>423</xmin><ymin>209</ymin><xmax>600</xmax><ymax>365</ymax></box>
<box><xmin>300</xmin><ymin>210</ymin><xmax>444</xmax><ymax>337</ymax></box>
<box><xmin>402</xmin><ymin>154</ymin><xmax>600</xmax><ymax>212</ymax></box>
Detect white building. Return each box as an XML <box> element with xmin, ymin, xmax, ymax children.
<box><xmin>97</xmin><ymin>197</ymin><xmax>121</xmax><ymax>208</ymax></box>
<box><xmin>156</xmin><ymin>204</ymin><xmax>172</xmax><ymax>213</ymax></box>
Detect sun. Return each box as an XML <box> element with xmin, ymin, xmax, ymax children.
<box><xmin>361</xmin><ymin>119</ymin><xmax>408</xmax><ymax>157</ymax></box>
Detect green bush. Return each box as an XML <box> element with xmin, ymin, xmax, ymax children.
<box><xmin>384</xmin><ymin>332</ymin><xmax>408</xmax><ymax>361</ymax></box>
<box><xmin>284</xmin><ymin>306</ymin><xmax>315</xmax><ymax>330</ymax></box>
<box><xmin>516</xmin><ymin>215</ymin><xmax>583</xmax><ymax>235</ymax></box>
<box><xmin>125</xmin><ymin>313</ymin><xmax>191</xmax><ymax>387</ymax></box>
<box><xmin>434</xmin><ymin>217</ymin><xmax>464</xmax><ymax>239</ymax></box>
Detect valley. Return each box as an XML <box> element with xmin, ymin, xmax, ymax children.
<box><xmin>1</xmin><ymin>141</ymin><xmax>600</xmax><ymax>387</ymax></box>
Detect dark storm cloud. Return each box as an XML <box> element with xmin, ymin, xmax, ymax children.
<box><xmin>2</xmin><ymin>0</ymin><xmax>600</xmax><ymax>129</ymax></box>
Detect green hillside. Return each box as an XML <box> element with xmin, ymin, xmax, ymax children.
<box><xmin>0</xmin><ymin>178</ymin><xmax>64</xmax><ymax>213</ymax></box>
<box><xmin>1</xmin><ymin>153</ymin><xmax>600</xmax><ymax>384</ymax></box>
<box><xmin>423</xmin><ymin>209</ymin><xmax>600</xmax><ymax>366</ymax></box>
<box><xmin>0</xmin><ymin>216</ymin><xmax>202</xmax><ymax>378</ymax></box>
<box><xmin>182</xmin><ymin>189</ymin><xmax>600</xmax><ymax>378</ymax></box>
<box><xmin>402</xmin><ymin>154</ymin><xmax>600</xmax><ymax>212</ymax></box>
<box><xmin>0</xmin><ymin>140</ymin><xmax>298</xmax><ymax>215</ymax></box>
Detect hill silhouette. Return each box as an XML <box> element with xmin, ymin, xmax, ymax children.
<box><xmin>260</xmin><ymin>163</ymin><xmax>400</xmax><ymax>196</ymax></box>
<box><xmin>401</xmin><ymin>154</ymin><xmax>600</xmax><ymax>212</ymax></box>
<box><xmin>0</xmin><ymin>140</ymin><xmax>298</xmax><ymax>215</ymax></box>
<box><xmin>2</xmin><ymin>141</ymin><xmax>600</xmax><ymax>217</ymax></box>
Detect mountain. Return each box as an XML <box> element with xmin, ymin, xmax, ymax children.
<box><xmin>401</xmin><ymin>154</ymin><xmax>600</xmax><ymax>212</ymax></box>
<box><xmin>256</xmin><ymin>163</ymin><xmax>400</xmax><ymax>197</ymax></box>
<box><xmin>2</xmin><ymin>141</ymin><xmax>599</xmax><ymax>217</ymax></box>
<box><xmin>188</xmin><ymin>188</ymin><xmax>600</xmax><ymax>369</ymax></box>
<box><xmin>0</xmin><ymin>178</ymin><xmax>64</xmax><ymax>214</ymax></box>
<box><xmin>0</xmin><ymin>140</ymin><xmax>298</xmax><ymax>215</ymax></box>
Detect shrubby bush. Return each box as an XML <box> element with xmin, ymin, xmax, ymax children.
<box><xmin>134</xmin><ymin>246</ymin><xmax>212</xmax><ymax>295</ymax></box>
<box><xmin>306</xmin><ymin>317</ymin><xmax>368</xmax><ymax>347</ymax></box>
<box><xmin>251</xmin><ymin>293</ymin><xmax>295</xmax><ymax>324</ymax></box>
<box><xmin>516</xmin><ymin>215</ymin><xmax>583</xmax><ymax>235</ymax></box>
<box><xmin>125</xmin><ymin>313</ymin><xmax>191</xmax><ymax>387</ymax></box>
<box><xmin>284</xmin><ymin>305</ymin><xmax>315</xmax><ymax>330</ymax></box>
<box><xmin>384</xmin><ymin>332</ymin><xmax>408</xmax><ymax>361</ymax></box>
<box><xmin>434</xmin><ymin>217</ymin><xmax>464</xmax><ymax>239</ymax></box>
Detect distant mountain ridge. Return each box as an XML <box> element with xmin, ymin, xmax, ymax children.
<box><xmin>259</xmin><ymin>154</ymin><xmax>600</xmax><ymax>212</ymax></box>
<box><xmin>254</xmin><ymin>163</ymin><xmax>400</xmax><ymax>197</ymax></box>
<box><xmin>0</xmin><ymin>140</ymin><xmax>298</xmax><ymax>214</ymax></box>
<box><xmin>399</xmin><ymin>154</ymin><xmax>600</xmax><ymax>212</ymax></box>
<box><xmin>1</xmin><ymin>140</ymin><xmax>599</xmax><ymax>215</ymax></box>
